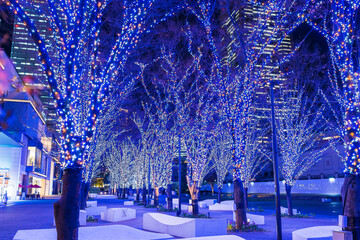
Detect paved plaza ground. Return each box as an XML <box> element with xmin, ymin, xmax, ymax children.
<box><xmin>0</xmin><ymin>195</ymin><xmax>340</xmax><ymax>240</ymax></box>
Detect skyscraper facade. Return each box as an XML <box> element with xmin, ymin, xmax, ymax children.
<box><xmin>10</xmin><ymin>1</ymin><xmax>58</xmax><ymax>134</ymax></box>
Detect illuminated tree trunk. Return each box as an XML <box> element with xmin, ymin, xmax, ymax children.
<box><xmin>142</xmin><ymin>186</ymin><xmax>147</xmax><ymax>205</ymax></box>
<box><xmin>210</xmin><ymin>182</ymin><xmax>215</xmax><ymax>195</ymax></box>
<box><xmin>233</xmin><ymin>179</ymin><xmax>246</xmax><ymax>229</ymax></box>
<box><xmin>244</xmin><ymin>187</ymin><xmax>248</xmax><ymax>210</ymax></box>
<box><xmin>136</xmin><ymin>189</ymin><xmax>140</xmax><ymax>202</ymax></box>
<box><xmin>187</xmin><ymin>179</ymin><xmax>199</xmax><ymax>215</ymax></box>
<box><xmin>54</xmin><ymin>168</ymin><xmax>82</xmax><ymax>240</ymax></box>
<box><xmin>341</xmin><ymin>175</ymin><xmax>360</xmax><ymax>239</ymax></box>
<box><xmin>79</xmin><ymin>181</ymin><xmax>90</xmax><ymax>210</ymax></box>
<box><xmin>154</xmin><ymin>187</ymin><xmax>160</xmax><ymax>206</ymax></box>
<box><xmin>166</xmin><ymin>184</ymin><xmax>173</xmax><ymax>210</ymax></box>
<box><xmin>217</xmin><ymin>187</ymin><xmax>222</xmax><ymax>204</ymax></box>
<box><xmin>285</xmin><ymin>184</ymin><xmax>293</xmax><ymax>216</ymax></box>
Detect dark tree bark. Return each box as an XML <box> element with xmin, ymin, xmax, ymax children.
<box><xmin>54</xmin><ymin>168</ymin><xmax>82</xmax><ymax>240</ymax></box>
<box><xmin>154</xmin><ymin>187</ymin><xmax>160</xmax><ymax>206</ymax></box>
<box><xmin>136</xmin><ymin>189</ymin><xmax>140</xmax><ymax>202</ymax></box>
<box><xmin>79</xmin><ymin>181</ymin><xmax>90</xmax><ymax>210</ymax></box>
<box><xmin>233</xmin><ymin>179</ymin><xmax>246</xmax><ymax>229</ymax></box>
<box><xmin>341</xmin><ymin>174</ymin><xmax>360</xmax><ymax>239</ymax></box>
<box><xmin>244</xmin><ymin>187</ymin><xmax>248</xmax><ymax>210</ymax></box>
<box><xmin>285</xmin><ymin>183</ymin><xmax>294</xmax><ymax>216</ymax></box>
<box><xmin>285</xmin><ymin>184</ymin><xmax>293</xmax><ymax>216</ymax></box>
<box><xmin>121</xmin><ymin>188</ymin><xmax>126</xmax><ymax>198</ymax></box>
<box><xmin>166</xmin><ymin>184</ymin><xmax>173</xmax><ymax>210</ymax></box>
<box><xmin>142</xmin><ymin>186</ymin><xmax>147</xmax><ymax>205</ymax></box>
<box><xmin>217</xmin><ymin>187</ymin><xmax>221</xmax><ymax>204</ymax></box>
<box><xmin>210</xmin><ymin>182</ymin><xmax>215</xmax><ymax>195</ymax></box>
<box><xmin>187</xmin><ymin>177</ymin><xmax>199</xmax><ymax>215</ymax></box>
<box><xmin>116</xmin><ymin>187</ymin><xmax>120</xmax><ymax>198</ymax></box>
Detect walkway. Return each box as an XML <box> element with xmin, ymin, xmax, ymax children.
<box><xmin>0</xmin><ymin>197</ymin><xmax>339</xmax><ymax>240</ymax></box>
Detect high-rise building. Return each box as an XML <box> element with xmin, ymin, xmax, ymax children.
<box><xmin>242</xmin><ymin>4</ymin><xmax>292</xmax><ymax>115</ymax></box>
<box><xmin>10</xmin><ymin>1</ymin><xmax>58</xmax><ymax>134</ymax></box>
<box><xmin>0</xmin><ymin>3</ymin><xmax>14</xmax><ymax>56</ymax></box>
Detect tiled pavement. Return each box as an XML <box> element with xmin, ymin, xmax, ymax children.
<box><xmin>0</xmin><ymin>197</ymin><xmax>338</xmax><ymax>240</ymax></box>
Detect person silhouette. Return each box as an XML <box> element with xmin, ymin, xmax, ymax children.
<box><xmin>3</xmin><ymin>191</ymin><xmax>8</xmax><ymax>205</ymax></box>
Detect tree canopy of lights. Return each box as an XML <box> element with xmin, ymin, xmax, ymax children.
<box><xmin>239</xmin><ymin>118</ymin><xmax>271</xmax><ymax>191</ymax></box>
<box><xmin>185</xmin><ymin>0</ymin><xmax>311</xmax><ymax>182</ymax></box>
<box><xmin>307</xmin><ymin>0</ymin><xmax>360</xmax><ymax>174</ymax></box>
<box><xmin>140</xmin><ymin>70</ymin><xmax>177</xmax><ymax>205</ymax></box>
<box><xmin>209</xmin><ymin>122</ymin><xmax>233</xmax><ymax>199</ymax></box>
<box><xmin>104</xmin><ymin>140</ymin><xmax>133</xmax><ymax>192</ymax></box>
<box><xmin>276</xmin><ymin>84</ymin><xmax>332</xmax><ymax>215</ymax></box>
<box><xmin>7</xmin><ymin>0</ymin><xmax>175</xmax><ymax>170</ymax></box>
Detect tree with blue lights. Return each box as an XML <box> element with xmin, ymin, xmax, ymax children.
<box><xmin>307</xmin><ymin>1</ymin><xmax>360</xmax><ymax>236</ymax></box>
<box><xmin>7</xmin><ymin>0</ymin><xmax>166</xmax><ymax>238</ymax></box>
<box><xmin>276</xmin><ymin>85</ymin><xmax>331</xmax><ymax>216</ymax></box>
<box><xmin>104</xmin><ymin>140</ymin><xmax>133</xmax><ymax>197</ymax></box>
<box><xmin>131</xmin><ymin>112</ymin><xmax>157</xmax><ymax>205</ymax></box>
<box><xmin>187</xmin><ymin>0</ymin><xmax>312</xmax><ymax>228</ymax></box>
<box><xmin>240</xmin><ymin>118</ymin><xmax>271</xmax><ymax>210</ymax></box>
<box><xmin>140</xmin><ymin>71</ymin><xmax>177</xmax><ymax>208</ymax></box>
<box><xmin>210</xmin><ymin>123</ymin><xmax>232</xmax><ymax>204</ymax></box>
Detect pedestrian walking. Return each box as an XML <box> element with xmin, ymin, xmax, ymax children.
<box><xmin>3</xmin><ymin>191</ymin><xmax>8</xmax><ymax>205</ymax></box>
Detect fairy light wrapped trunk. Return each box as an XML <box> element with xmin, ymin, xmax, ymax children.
<box><xmin>307</xmin><ymin>1</ymin><xmax>360</xmax><ymax>237</ymax></box>
<box><xmin>7</xmin><ymin>0</ymin><xmax>165</xmax><ymax>238</ymax></box>
<box><xmin>276</xmin><ymin>86</ymin><xmax>331</xmax><ymax>216</ymax></box>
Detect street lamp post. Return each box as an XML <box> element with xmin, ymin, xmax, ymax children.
<box><xmin>270</xmin><ymin>80</ymin><xmax>282</xmax><ymax>240</ymax></box>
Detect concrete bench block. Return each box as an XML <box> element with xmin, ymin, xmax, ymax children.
<box><xmin>198</xmin><ymin>201</ymin><xmax>207</xmax><ymax>208</ymax></box>
<box><xmin>333</xmin><ymin>230</ymin><xmax>353</xmax><ymax>240</ymax></box>
<box><xmin>101</xmin><ymin>208</ymin><xmax>136</xmax><ymax>222</ymax></box>
<box><xmin>96</xmin><ymin>194</ymin><xmax>116</xmax><ymax>199</ymax></box>
<box><xmin>209</xmin><ymin>203</ymin><xmax>235</xmax><ymax>211</ymax></box>
<box><xmin>143</xmin><ymin>212</ymin><xmax>227</xmax><ymax>238</ymax></box>
<box><xmin>88</xmin><ymin>193</ymin><xmax>97</xmax><ymax>199</ymax></box>
<box><xmin>181</xmin><ymin>235</ymin><xmax>245</xmax><ymax>240</ymax></box>
<box><xmin>202</xmin><ymin>199</ymin><xmax>216</xmax><ymax>206</ymax></box>
<box><xmin>280</xmin><ymin>206</ymin><xmax>298</xmax><ymax>215</ymax></box>
<box><xmin>124</xmin><ymin>201</ymin><xmax>134</xmax><ymax>206</ymax></box>
<box><xmin>292</xmin><ymin>226</ymin><xmax>342</xmax><ymax>240</ymax></box>
<box><xmin>14</xmin><ymin>225</ymin><xmax>172</xmax><ymax>240</ymax></box>
<box><xmin>86</xmin><ymin>206</ymin><xmax>107</xmax><ymax>216</ymax></box>
<box><xmin>86</xmin><ymin>201</ymin><xmax>97</xmax><ymax>208</ymax></box>
<box><xmin>233</xmin><ymin>212</ymin><xmax>265</xmax><ymax>225</ymax></box>
<box><xmin>220</xmin><ymin>200</ymin><xmax>233</xmax><ymax>205</ymax></box>
<box><xmin>53</xmin><ymin>210</ymin><xmax>86</xmax><ymax>226</ymax></box>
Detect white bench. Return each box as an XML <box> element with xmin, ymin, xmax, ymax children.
<box><xmin>86</xmin><ymin>201</ymin><xmax>97</xmax><ymax>208</ymax></box>
<box><xmin>96</xmin><ymin>194</ymin><xmax>116</xmax><ymax>199</ymax></box>
<box><xmin>220</xmin><ymin>200</ymin><xmax>233</xmax><ymax>205</ymax></box>
<box><xmin>198</xmin><ymin>201</ymin><xmax>207</xmax><ymax>208</ymax></box>
<box><xmin>181</xmin><ymin>235</ymin><xmax>245</xmax><ymax>240</ymax></box>
<box><xmin>280</xmin><ymin>206</ymin><xmax>298</xmax><ymax>215</ymax></box>
<box><xmin>202</xmin><ymin>199</ymin><xmax>217</xmax><ymax>206</ymax></box>
<box><xmin>124</xmin><ymin>201</ymin><xmax>134</xmax><ymax>206</ymax></box>
<box><xmin>209</xmin><ymin>203</ymin><xmax>235</xmax><ymax>211</ymax></box>
<box><xmin>85</xmin><ymin>206</ymin><xmax>107</xmax><ymax>216</ymax></box>
<box><xmin>53</xmin><ymin>210</ymin><xmax>87</xmax><ymax>226</ymax></box>
<box><xmin>88</xmin><ymin>193</ymin><xmax>97</xmax><ymax>199</ymax></box>
<box><xmin>14</xmin><ymin>224</ymin><xmax>172</xmax><ymax>240</ymax></box>
<box><xmin>233</xmin><ymin>212</ymin><xmax>265</xmax><ymax>225</ymax></box>
<box><xmin>101</xmin><ymin>208</ymin><xmax>136</xmax><ymax>222</ymax></box>
<box><xmin>143</xmin><ymin>212</ymin><xmax>227</xmax><ymax>238</ymax></box>
<box><xmin>292</xmin><ymin>226</ymin><xmax>342</xmax><ymax>240</ymax></box>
